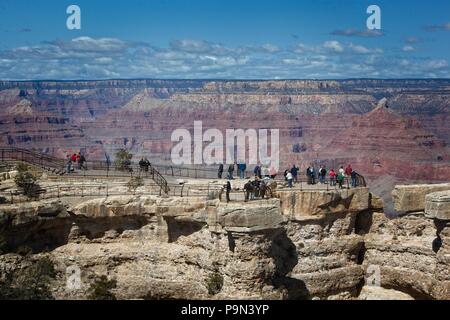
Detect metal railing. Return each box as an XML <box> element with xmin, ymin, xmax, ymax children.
<box><xmin>0</xmin><ymin>147</ymin><xmax>367</xmax><ymax>196</ymax></box>
<box><xmin>0</xmin><ymin>175</ymin><xmax>366</xmax><ymax>204</ymax></box>
<box><xmin>0</xmin><ymin>147</ymin><xmax>170</xmax><ymax>195</ymax></box>
<box><xmin>0</xmin><ymin>147</ymin><xmax>65</xmax><ymax>174</ymax></box>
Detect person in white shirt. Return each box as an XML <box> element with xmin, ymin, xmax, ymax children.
<box><xmin>286</xmin><ymin>171</ymin><xmax>293</xmax><ymax>188</ymax></box>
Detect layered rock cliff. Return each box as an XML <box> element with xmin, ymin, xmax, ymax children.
<box><xmin>1</xmin><ymin>183</ymin><xmax>449</xmax><ymax>300</ymax></box>
<box><xmin>0</xmin><ymin>79</ymin><xmax>449</xmax><ymax>211</ymax></box>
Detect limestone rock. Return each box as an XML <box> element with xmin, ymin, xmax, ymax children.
<box><xmin>425</xmin><ymin>190</ymin><xmax>450</xmax><ymax>220</ymax></box>
<box><xmin>392</xmin><ymin>183</ymin><xmax>450</xmax><ymax>213</ymax></box>
<box><xmin>210</xmin><ymin>199</ymin><xmax>285</xmax><ymax>232</ymax></box>
<box><xmin>277</xmin><ymin>188</ymin><xmax>370</xmax><ymax>220</ymax></box>
<box><xmin>359</xmin><ymin>286</ymin><xmax>414</xmax><ymax>300</ymax></box>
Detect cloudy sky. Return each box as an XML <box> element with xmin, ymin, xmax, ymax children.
<box><xmin>0</xmin><ymin>0</ymin><xmax>449</xmax><ymax>80</ymax></box>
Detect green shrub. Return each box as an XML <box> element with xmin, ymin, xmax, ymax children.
<box><xmin>0</xmin><ymin>256</ymin><xmax>56</xmax><ymax>300</ymax></box>
<box><xmin>205</xmin><ymin>271</ymin><xmax>224</xmax><ymax>295</ymax></box>
<box><xmin>14</xmin><ymin>165</ymin><xmax>41</xmax><ymax>199</ymax></box>
<box><xmin>87</xmin><ymin>275</ymin><xmax>117</xmax><ymax>300</ymax></box>
<box><xmin>114</xmin><ymin>149</ymin><xmax>133</xmax><ymax>171</ymax></box>
<box><xmin>15</xmin><ymin>163</ymin><xmax>29</xmax><ymax>173</ymax></box>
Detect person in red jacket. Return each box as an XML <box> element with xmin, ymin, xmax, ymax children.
<box><xmin>329</xmin><ymin>169</ymin><xmax>337</xmax><ymax>186</ymax></box>
<box><xmin>345</xmin><ymin>164</ymin><xmax>353</xmax><ymax>176</ymax></box>
<box><xmin>71</xmin><ymin>153</ymin><xmax>77</xmax><ymax>163</ymax></box>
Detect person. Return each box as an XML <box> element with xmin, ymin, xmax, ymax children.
<box><xmin>105</xmin><ymin>153</ymin><xmax>111</xmax><ymax>171</ymax></box>
<box><xmin>291</xmin><ymin>165</ymin><xmax>299</xmax><ymax>183</ymax></box>
<box><xmin>139</xmin><ymin>158</ymin><xmax>146</xmax><ymax>171</ymax></box>
<box><xmin>239</xmin><ymin>162</ymin><xmax>247</xmax><ymax>179</ymax></box>
<box><xmin>319</xmin><ymin>165</ymin><xmax>327</xmax><ymax>184</ymax></box>
<box><xmin>71</xmin><ymin>153</ymin><xmax>77</xmax><ymax>163</ymax></box>
<box><xmin>351</xmin><ymin>170</ymin><xmax>358</xmax><ymax>188</ymax></box>
<box><xmin>261</xmin><ymin>166</ymin><xmax>270</xmax><ymax>178</ymax></box>
<box><xmin>306</xmin><ymin>166</ymin><xmax>312</xmax><ymax>185</ymax></box>
<box><xmin>218</xmin><ymin>163</ymin><xmax>224</xmax><ymax>179</ymax></box>
<box><xmin>269</xmin><ymin>166</ymin><xmax>277</xmax><ymax>179</ymax></box>
<box><xmin>234</xmin><ymin>162</ymin><xmax>241</xmax><ymax>177</ymax></box>
<box><xmin>337</xmin><ymin>170</ymin><xmax>345</xmax><ymax>189</ymax></box>
<box><xmin>225</xmin><ymin>181</ymin><xmax>231</xmax><ymax>203</ymax></box>
<box><xmin>286</xmin><ymin>171</ymin><xmax>293</xmax><ymax>188</ymax></box>
<box><xmin>144</xmin><ymin>157</ymin><xmax>150</xmax><ymax>172</ymax></box>
<box><xmin>253</xmin><ymin>164</ymin><xmax>261</xmax><ymax>179</ymax></box>
<box><xmin>283</xmin><ymin>169</ymin><xmax>289</xmax><ymax>181</ymax></box>
<box><xmin>345</xmin><ymin>164</ymin><xmax>353</xmax><ymax>177</ymax></box>
<box><xmin>227</xmin><ymin>163</ymin><xmax>235</xmax><ymax>180</ymax></box>
<box><xmin>329</xmin><ymin>169</ymin><xmax>337</xmax><ymax>186</ymax></box>
<box><xmin>79</xmin><ymin>153</ymin><xmax>87</xmax><ymax>170</ymax></box>
<box><xmin>309</xmin><ymin>166</ymin><xmax>316</xmax><ymax>185</ymax></box>
<box><xmin>66</xmin><ymin>155</ymin><xmax>72</xmax><ymax>174</ymax></box>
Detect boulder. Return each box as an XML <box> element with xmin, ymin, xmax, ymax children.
<box><xmin>358</xmin><ymin>286</ymin><xmax>414</xmax><ymax>300</ymax></box>
<box><xmin>392</xmin><ymin>183</ymin><xmax>450</xmax><ymax>213</ymax></box>
<box><xmin>212</xmin><ymin>199</ymin><xmax>285</xmax><ymax>232</ymax></box>
<box><xmin>277</xmin><ymin>188</ymin><xmax>370</xmax><ymax>220</ymax></box>
<box><xmin>425</xmin><ymin>190</ymin><xmax>450</xmax><ymax>220</ymax></box>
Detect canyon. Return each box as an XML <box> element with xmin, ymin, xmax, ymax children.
<box><xmin>0</xmin><ymin>79</ymin><xmax>449</xmax><ymax>211</ymax></box>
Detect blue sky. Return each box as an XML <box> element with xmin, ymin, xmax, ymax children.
<box><xmin>0</xmin><ymin>0</ymin><xmax>449</xmax><ymax>79</ymax></box>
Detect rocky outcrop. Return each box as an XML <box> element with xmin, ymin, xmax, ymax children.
<box><xmin>363</xmin><ymin>183</ymin><xmax>450</xmax><ymax>300</ymax></box>
<box><xmin>425</xmin><ymin>190</ymin><xmax>450</xmax><ymax>221</ymax></box>
<box><xmin>363</xmin><ymin>211</ymin><xmax>450</xmax><ymax>299</ymax></box>
<box><xmin>277</xmin><ymin>188</ymin><xmax>370</xmax><ymax>219</ymax></box>
<box><xmin>392</xmin><ymin>183</ymin><xmax>450</xmax><ymax>213</ymax></box>
<box><xmin>1</xmin><ymin>183</ymin><xmax>450</xmax><ymax>300</ymax></box>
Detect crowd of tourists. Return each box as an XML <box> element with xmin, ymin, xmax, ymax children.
<box><xmin>217</xmin><ymin>162</ymin><xmax>359</xmax><ymax>193</ymax></box>
<box><xmin>66</xmin><ymin>152</ymin><xmax>87</xmax><ymax>174</ymax></box>
<box><xmin>301</xmin><ymin>164</ymin><xmax>359</xmax><ymax>189</ymax></box>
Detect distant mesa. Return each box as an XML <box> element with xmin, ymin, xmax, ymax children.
<box><xmin>7</xmin><ymin>99</ymin><xmax>34</xmax><ymax>115</ymax></box>
<box><xmin>123</xmin><ymin>90</ymin><xmax>167</xmax><ymax>112</ymax></box>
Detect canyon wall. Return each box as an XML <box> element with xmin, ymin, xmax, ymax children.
<box><xmin>1</xmin><ymin>79</ymin><xmax>449</xmax><ymax>209</ymax></box>
<box><xmin>1</xmin><ymin>183</ymin><xmax>449</xmax><ymax>300</ymax></box>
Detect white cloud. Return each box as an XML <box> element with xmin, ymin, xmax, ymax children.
<box><xmin>402</xmin><ymin>46</ymin><xmax>415</xmax><ymax>52</ymax></box>
<box><xmin>425</xmin><ymin>59</ymin><xmax>448</xmax><ymax>70</ymax></box>
<box><xmin>0</xmin><ymin>37</ymin><xmax>448</xmax><ymax>80</ymax></box>
<box><xmin>350</xmin><ymin>44</ymin><xmax>370</xmax><ymax>54</ymax></box>
<box><xmin>260</xmin><ymin>43</ymin><xmax>280</xmax><ymax>53</ymax></box>
<box><xmin>323</xmin><ymin>41</ymin><xmax>344</xmax><ymax>53</ymax></box>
